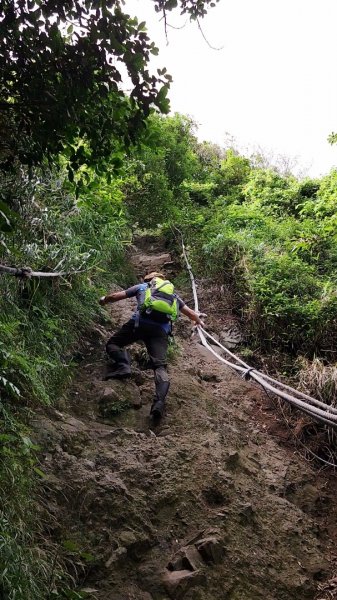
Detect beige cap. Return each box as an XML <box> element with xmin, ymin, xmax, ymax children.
<box><xmin>143</xmin><ymin>271</ymin><xmax>165</xmax><ymax>282</ymax></box>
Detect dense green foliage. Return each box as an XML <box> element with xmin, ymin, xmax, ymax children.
<box><xmin>197</xmin><ymin>167</ymin><xmax>337</xmax><ymax>356</ymax></box>
<box><xmin>0</xmin><ymin>0</ymin><xmax>173</xmax><ymax>175</ymax></box>
<box><xmin>119</xmin><ymin>114</ymin><xmax>337</xmax><ymax>358</ymax></box>
<box><xmin>0</xmin><ymin>0</ymin><xmax>218</xmax><ymax>177</ymax></box>
<box><xmin>0</xmin><ymin>167</ymin><xmax>133</xmax><ymax>598</ymax></box>
<box><xmin>124</xmin><ymin>113</ymin><xmax>200</xmax><ymax>225</ymax></box>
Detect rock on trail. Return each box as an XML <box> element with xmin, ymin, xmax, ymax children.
<box><xmin>33</xmin><ymin>234</ymin><xmax>336</xmax><ymax>600</ymax></box>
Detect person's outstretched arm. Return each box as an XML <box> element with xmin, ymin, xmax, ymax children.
<box><xmin>180</xmin><ymin>305</ymin><xmax>206</xmax><ymax>327</ymax></box>
<box><xmin>99</xmin><ymin>290</ymin><xmax>127</xmax><ymax>305</ymax></box>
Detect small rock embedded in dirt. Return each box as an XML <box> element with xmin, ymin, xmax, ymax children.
<box><xmin>197</xmin><ymin>370</ymin><xmax>222</xmax><ymax>383</ymax></box>
<box><xmin>163</xmin><ymin>569</ymin><xmax>206</xmax><ymax>600</ymax></box>
<box><xmin>98</xmin><ymin>388</ymin><xmax>123</xmax><ymax>418</ymax></box>
<box><xmin>118</xmin><ymin>530</ymin><xmax>152</xmax><ymax>560</ymax></box>
<box><xmin>219</xmin><ymin>324</ymin><xmax>243</xmax><ymax>348</ymax></box>
<box><xmin>238</xmin><ymin>502</ymin><xmax>255</xmax><ymax>525</ymax></box>
<box><xmin>98</xmin><ymin>381</ymin><xmax>142</xmax><ymax>417</ymax></box>
<box><xmin>168</xmin><ymin>545</ymin><xmax>204</xmax><ymax>572</ymax></box>
<box><xmin>196</xmin><ymin>535</ymin><xmax>224</xmax><ymax>565</ymax></box>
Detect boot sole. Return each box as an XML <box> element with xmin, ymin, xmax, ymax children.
<box><xmin>103</xmin><ymin>372</ymin><xmax>131</xmax><ymax>381</ymax></box>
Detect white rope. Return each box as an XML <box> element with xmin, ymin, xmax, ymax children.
<box><xmin>177</xmin><ymin>228</ymin><xmax>337</xmax><ymax>430</ymax></box>
<box><xmin>201</xmin><ymin>327</ymin><xmax>337</xmax><ymax>415</ymax></box>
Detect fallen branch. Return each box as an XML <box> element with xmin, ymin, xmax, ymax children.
<box><xmin>0</xmin><ymin>265</ymin><xmax>85</xmax><ymax>279</ymax></box>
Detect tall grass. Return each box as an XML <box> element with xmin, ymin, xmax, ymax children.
<box><xmin>0</xmin><ymin>166</ymin><xmax>132</xmax><ymax>598</ymax></box>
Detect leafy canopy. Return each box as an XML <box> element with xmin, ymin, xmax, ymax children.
<box><xmin>0</xmin><ymin>0</ymin><xmax>218</xmax><ymax>173</ymax></box>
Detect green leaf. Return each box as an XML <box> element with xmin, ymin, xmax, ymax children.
<box><xmin>34</xmin><ymin>466</ymin><xmax>48</xmax><ymax>478</ymax></box>
<box><xmin>157</xmin><ymin>85</ymin><xmax>169</xmax><ymax>102</ymax></box>
<box><xmin>150</xmin><ymin>45</ymin><xmax>159</xmax><ymax>56</ymax></box>
<box><xmin>63</xmin><ymin>540</ymin><xmax>80</xmax><ymax>552</ymax></box>
<box><xmin>80</xmin><ymin>551</ymin><xmax>95</xmax><ymax>562</ymax></box>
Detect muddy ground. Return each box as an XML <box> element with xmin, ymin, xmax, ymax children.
<box><xmin>33</xmin><ymin>235</ymin><xmax>337</xmax><ymax>600</ymax></box>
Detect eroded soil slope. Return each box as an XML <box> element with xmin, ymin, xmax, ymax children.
<box><xmin>33</xmin><ymin>235</ymin><xmax>336</xmax><ymax>600</ymax></box>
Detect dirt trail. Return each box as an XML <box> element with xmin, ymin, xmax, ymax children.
<box><xmin>34</xmin><ymin>235</ymin><xmax>336</xmax><ymax>600</ymax></box>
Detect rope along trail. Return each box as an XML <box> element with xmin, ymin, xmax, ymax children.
<box><xmin>177</xmin><ymin>230</ymin><xmax>337</xmax><ymax>430</ymax></box>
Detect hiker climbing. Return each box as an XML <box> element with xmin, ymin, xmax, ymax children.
<box><xmin>99</xmin><ymin>271</ymin><xmax>206</xmax><ymax>421</ymax></box>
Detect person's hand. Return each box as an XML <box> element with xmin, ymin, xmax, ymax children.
<box><xmin>99</xmin><ymin>296</ymin><xmax>107</xmax><ymax>306</ymax></box>
<box><xmin>197</xmin><ymin>312</ymin><xmax>207</xmax><ymax>328</ymax></box>
<box><xmin>192</xmin><ymin>312</ymin><xmax>206</xmax><ymax>330</ymax></box>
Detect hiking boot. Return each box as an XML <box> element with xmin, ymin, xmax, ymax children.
<box><xmin>104</xmin><ymin>350</ymin><xmax>131</xmax><ymax>380</ymax></box>
<box><xmin>150</xmin><ymin>399</ymin><xmax>165</xmax><ymax>422</ymax></box>
<box><xmin>104</xmin><ymin>363</ymin><xmax>131</xmax><ymax>381</ymax></box>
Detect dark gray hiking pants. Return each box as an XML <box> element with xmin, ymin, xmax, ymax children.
<box><xmin>106</xmin><ymin>319</ymin><xmax>170</xmax><ymax>403</ymax></box>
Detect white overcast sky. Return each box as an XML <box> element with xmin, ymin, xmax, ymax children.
<box><xmin>124</xmin><ymin>0</ymin><xmax>337</xmax><ymax>178</ymax></box>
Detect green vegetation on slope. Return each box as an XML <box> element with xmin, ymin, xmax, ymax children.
<box><xmin>126</xmin><ymin>115</ymin><xmax>337</xmax><ymax>360</ymax></box>
<box><xmin>0</xmin><ymin>167</ymin><xmax>132</xmax><ymax>598</ymax></box>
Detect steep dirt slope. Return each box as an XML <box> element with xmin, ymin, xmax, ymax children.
<box><xmin>33</xmin><ymin>235</ymin><xmax>336</xmax><ymax>600</ymax></box>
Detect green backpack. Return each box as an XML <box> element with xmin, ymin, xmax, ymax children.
<box><xmin>141</xmin><ymin>277</ymin><xmax>178</xmax><ymax>322</ymax></box>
